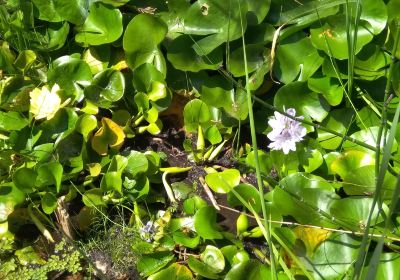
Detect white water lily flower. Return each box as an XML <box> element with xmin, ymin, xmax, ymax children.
<box><xmin>267</xmin><ymin>108</ymin><xmax>307</xmax><ymax>154</ymax></box>
<box><xmin>30</xmin><ymin>84</ymin><xmax>66</xmax><ymax>120</ymax></box>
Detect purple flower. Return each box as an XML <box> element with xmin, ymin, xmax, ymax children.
<box><xmin>267</xmin><ymin>108</ymin><xmax>307</xmax><ymax>154</ymax></box>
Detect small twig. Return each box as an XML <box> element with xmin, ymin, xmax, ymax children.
<box><xmin>199</xmin><ymin>177</ymin><xmax>220</xmax><ymax>210</ymax></box>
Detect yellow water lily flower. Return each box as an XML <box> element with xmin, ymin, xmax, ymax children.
<box><xmin>29</xmin><ymin>84</ymin><xmax>68</xmax><ymax>120</ymax></box>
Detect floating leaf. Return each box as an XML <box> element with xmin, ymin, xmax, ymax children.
<box><xmin>272</xmin><ymin>172</ymin><xmax>339</xmax><ymax>227</ymax></box>
<box><xmin>227</xmin><ymin>183</ymin><xmax>261</xmax><ymax>213</ymax></box>
<box><xmin>317</xmin><ymin>108</ymin><xmax>353</xmax><ymax>149</ymax></box>
<box><xmin>225</xmin><ymin>260</ymin><xmax>270</xmax><ymax>280</ymax></box>
<box><xmin>47</xmin><ymin>56</ymin><xmax>92</xmax><ymax>101</ymax></box>
<box><xmin>82</xmin><ymin>188</ymin><xmax>106</xmax><ymax>207</ymax></box>
<box><xmin>311</xmin><ymin>233</ymin><xmax>360</xmax><ymax>280</ymax></box>
<box><xmin>75</xmin><ymin>2</ymin><xmax>123</xmax><ymax>46</ymax></box>
<box><xmin>274</xmin><ymin>81</ymin><xmax>330</xmax><ymax>126</ymax></box>
<box><xmin>310</xmin><ymin>15</ymin><xmax>374</xmax><ymax>60</ymax></box>
<box><xmin>167</xmin><ymin>35</ymin><xmax>222</xmax><ymax>72</ymax></box>
<box><xmin>41</xmin><ymin>192</ymin><xmax>57</xmax><ymax>214</ymax></box>
<box><xmin>183</xmin><ymin>99</ymin><xmax>211</xmax><ymax>132</ymax></box>
<box><xmin>194</xmin><ymin>206</ymin><xmax>223</xmax><ymax>239</ymax></box>
<box><xmin>137</xmin><ymin>252</ymin><xmax>175</xmax><ymax>277</ymax></box>
<box><xmin>36</xmin><ymin>162</ymin><xmax>63</xmax><ymax>193</ymax></box>
<box><xmin>148</xmin><ymin>263</ymin><xmax>193</xmax><ymax>280</ymax></box>
<box><xmin>200</xmin><ymin>245</ymin><xmax>225</xmax><ymax>273</ymax></box>
<box><xmin>125</xmin><ymin>151</ymin><xmax>148</xmax><ymax>177</ymax></box>
<box><xmin>308</xmin><ymin>77</ymin><xmax>344</xmax><ymax>106</ymax></box>
<box><xmin>188</xmin><ymin>256</ymin><xmax>220</xmax><ymax>279</ymax></box>
<box><xmin>330</xmin><ymin>197</ymin><xmax>389</xmax><ymax>230</ymax></box>
<box><xmin>0</xmin><ymin>183</ymin><xmax>25</xmax><ymax>222</ymax></box>
<box><xmin>181</xmin><ymin>0</ymin><xmax>248</xmax><ymax>55</ymax></box>
<box><xmin>75</xmin><ymin>114</ymin><xmax>98</xmax><ymax>141</ymax></box>
<box><xmin>123</xmin><ymin>14</ymin><xmax>167</xmax><ymax>71</ymax></box>
<box><xmin>275</xmin><ymin>33</ymin><xmax>323</xmax><ymax>83</ymax></box>
<box><xmin>84</xmin><ymin>69</ymin><xmax>125</xmax><ymax>108</ymax></box>
<box><xmin>91</xmin><ymin>117</ymin><xmax>125</xmax><ymax>155</ymax></box>
<box><xmin>205</xmin><ymin>169</ymin><xmax>240</xmax><ymax>194</ymax></box>
<box><xmin>0</xmin><ymin>111</ymin><xmax>28</xmax><ymax>131</ymax></box>
<box><xmin>12</xmin><ymin>168</ymin><xmax>37</xmax><ymax>193</ymax></box>
<box><xmin>228</xmin><ymin>44</ymin><xmax>269</xmax><ymax>77</ymax></box>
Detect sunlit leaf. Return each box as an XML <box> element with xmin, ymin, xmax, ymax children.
<box><xmin>75</xmin><ymin>2</ymin><xmax>123</xmax><ymax>46</ymax></box>
<box><xmin>91</xmin><ymin>117</ymin><xmax>125</xmax><ymax>155</ymax></box>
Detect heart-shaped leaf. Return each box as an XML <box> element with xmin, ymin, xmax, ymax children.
<box><xmin>274</xmin><ymin>81</ymin><xmax>330</xmax><ymax>126</ymax></box>
<box><xmin>183</xmin><ymin>99</ymin><xmax>211</xmax><ymax>132</ymax></box>
<box><xmin>12</xmin><ymin>168</ymin><xmax>37</xmax><ymax>193</ymax></box>
<box><xmin>205</xmin><ymin>169</ymin><xmax>240</xmax><ymax>193</ymax></box>
<box><xmin>84</xmin><ymin>69</ymin><xmax>125</xmax><ymax>108</ymax></box>
<box><xmin>47</xmin><ymin>56</ymin><xmax>92</xmax><ymax>101</ymax></box>
<box><xmin>123</xmin><ymin>14</ymin><xmax>167</xmax><ymax>71</ymax></box>
<box><xmin>167</xmin><ymin>35</ymin><xmax>222</xmax><ymax>72</ymax></box>
<box><xmin>194</xmin><ymin>206</ymin><xmax>223</xmax><ymax>239</ymax></box>
<box><xmin>41</xmin><ymin>192</ymin><xmax>57</xmax><ymax>214</ymax></box>
<box><xmin>36</xmin><ymin>162</ymin><xmax>63</xmax><ymax>193</ymax></box>
<box><xmin>91</xmin><ymin>117</ymin><xmax>125</xmax><ymax>155</ymax></box>
<box><xmin>75</xmin><ymin>2</ymin><xmax>123</xmax><ymax>46</ymax></box>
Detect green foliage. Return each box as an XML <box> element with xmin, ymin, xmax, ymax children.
<box><xmin>1</xmin><ymin>0</ymin><xmax>400</xmax><ymax>278</ymax></box>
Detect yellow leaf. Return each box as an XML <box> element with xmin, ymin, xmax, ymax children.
<box><xmin>91</xmin><ymin>117</ymin><xmax>125</xmax><ymax>155</ymax></box>
<box><xmin>29</xmin><ymin>84</ymin><xmax>62</xmax><ymax>120</ymax></box>
<box><xmin>294</xmin><ymin>226</ymin><xmax>331</xmax><ymax>256</ymax></box>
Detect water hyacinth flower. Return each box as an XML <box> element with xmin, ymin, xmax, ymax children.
<box><xmin>139</xmin><ymin>220</ymin><xmax>155</xmax><ymax>242</ymax></box>
<box><xmin>29</xmin><ymin>84</ymin><xmax>68</xmax><ymax>120</ymax></box>
<box><xmin>267</xmin><ymin>108</ymin><xmax>307</xmax><ymax>154</ymax></box>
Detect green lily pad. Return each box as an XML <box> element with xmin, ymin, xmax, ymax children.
<box><xmin>167</xmin><ymin>35</ymin><xmax>222</xmax><ymax>72</ymax></box>
<box><xmin>82</xmin><ymin>188</ymin><xmax>106</xmax><ymax>207</ymax></box>
<box><xmin>32</xmin><ymin>0</ymin><xmax>87</xmax><ymax>24</ymax></box>
<box><xmin>41</xmin><ymin>192</ymin><xmax>57</xmax><ymax>214</ymax></box>
<box><xmin>0</xmin><ymin>111</ymin><xmax>29</xmax><ymax>131</ymax></box>
<box><xmin>275</xmin><ymin>33</ymin><xmax>323</xmax><ymax>84</ymax></box>
<box><xmin>317</xmin><ymin>108</ymin><xmax>353</xmax><ymax>150</ymax></box>
<box><xmin>183</xmin><ymin>196</ymin><xmax>208</xmax><ymax>215</ymax></box>
<box><xmin>310</xmin><ymin>15</ymin><xmax>374</xmax><ymax>60</ymax></box>
<box><xmin>188</xmin><ymin>256</ymin><xmax>220</xmax><ymax>279</ymax></box>
<box><xmin>125</xmin><ymin>151</ymin><xmax>148</xmax><ymax>177</ymax></box>
<box><xmin>181</xmin><ymin>0</ymin><xmax>248</xmax><ymax>55</ymax></box>
<box><xmin>183</xmin><ymin>99</ymin><xmax>211</xmax><ymax>132</ymax></box>
<box><xmin>12</xmin><ymin>167</ymin><xmax>37</xmax><ymax>193</ymax></box>
<box><xmin>148</xmin><ymin>263</ymin><xmax>193</xmax><ymax>280</ymax></box>
<box><xmin>36</xmin><ymin>162</ymin><xmax>63</xmax><ymax>193</ymax></box>
<box><xmin>137</xmin><ymin>252</ymin><xmax>175</xmax><ymax>277</ymax></box>
<box><xmin>300</xmin><ymin>148</ymin><xmax>323</xmax><ymax>173</ymax></box>
<box><xmin>205</xmin><ymin>169</ymin><xmax>240</xmax><ymax>193</ymax></box>
<box><xmin>311</xmin><ymin>233</ymin><xmax>360</xmax><ymax>280</ymax></box>
<box><xmin>47</xmin><ymin>55</ymin><xmax>92</xmax><ymax>101</ymax></box>
<box><xmin>225</xmin><ymin>260</ymin><xmax>270</xmax><ymax>280</ymax></box>
<box><xmin>194</xmin><ymin>206</ymin><xmax>223</xmax><ymax>239</ymax></box>
<box><xmin>0</xmin><ymin>183</ymin><xmax>25</xmax><ymax>222</ymax></box>
<box><xmin>308</xmin><ymin>76</ymin><xmax>344</xmax><ymax>106</ymax></box>
<box><xmin>123</xmin><ymin>13</ymin><xmax>167</xmax><ymax>72</ymax></box>
<box><xmin>274</xmin><ymin>81</ymin><xmax>330</xmax><ymax>126</ymax></box>
<box><xmin>75</xmin><ymin>2</ymin><xmax>123</xmax><ymax>46</ymax></box>
<box><xmin>200</xmin><ymin>245</ymin><xmax>225</xmax><ymax>273</ymax></box>
<box><xmin>272</xmin><ymin>172</ymin><xmax>339</xmax><ymax>227</ymax></box>
<box><xmin>227</xmin><ymin>183</ymin><xmax>262</xmax><ymax>213</ymax></box>
<box><xmin>228</xmin><ymin>44</ymin><xmax>269</xmax><ymax>77</ymax></box>
<box><xmin>330</xmin><ymin>197</ymin><xmax>388</xmax><ymax>230</ymax></box>
<box><xmin>343</xmin><ymin>126</ymin><xmax>398</xmax><ymax>152</ymax></box>
<box><xmin>84</xmin><ymin>69</ymin><xmax>125</xmax><ymax>108</ymax></box>
<box><xmin>75</xmin><ymin>114</ymin><xmax>98</xmax><ymax>142</ymax></box>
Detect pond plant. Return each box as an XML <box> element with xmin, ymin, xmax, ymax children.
<box><xmin>1</xmin><ymin>0</ymin><xmax>400</xmax><ymax>279</ymax></box>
